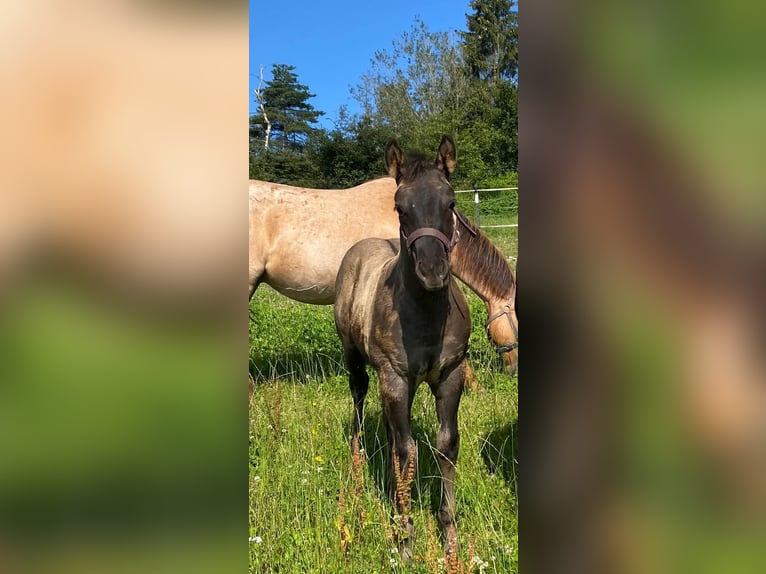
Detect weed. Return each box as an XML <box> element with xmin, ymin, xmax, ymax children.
<box><xmin>335</xmin><ymin>439</ymin><xmax>370</xmax><ymax>559</ymax></box>
<box><xmin>262</xmin><ymin>378</ymin><xmax>282</xmax><ymax>440</ymax></box>
<box><xmin>392</xmin><ymin>447</ymin><xmax>416</xmax><ymax>533</ymax></box>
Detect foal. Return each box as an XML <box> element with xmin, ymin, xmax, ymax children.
<box><xmin>334</xmin><ymin>136</ymin><xmax>471</xmax><ymax>559</ymax></box>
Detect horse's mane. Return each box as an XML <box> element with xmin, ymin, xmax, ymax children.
<box><xmin>454</xmin><ymin>212</ymin><xmax>516</xmax><ymax>300</ymax></box>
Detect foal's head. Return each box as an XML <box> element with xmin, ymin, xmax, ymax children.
<box><xmin>386</xmin><ymin>136</ymin><xmax>458</xmax><ymax>291</ymax></box>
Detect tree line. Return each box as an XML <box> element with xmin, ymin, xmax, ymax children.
<box><xmin>249</xmin><ymin>0</ymin><xmax>517</xmax><ymax>193</ymax></box>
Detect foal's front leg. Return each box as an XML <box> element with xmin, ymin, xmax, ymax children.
<box><xmin>432</xmin><ymin>361</ymin><xmax>465</xmax><ymax>552</ymax></box>
<box><xmin>380</xmin><ymin>367</ymin><xmax>417</xmax><ymax>562</ymax></box>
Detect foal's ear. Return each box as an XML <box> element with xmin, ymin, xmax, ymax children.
<box><xmin>385</xmin><ymin>139</ymin><xmax>404</xmax><ymax>181</ymax></box>
<box><xmin>436</xmin><ymin>135</ymin><xmax>457</xmax><ymax>177</ymax></box>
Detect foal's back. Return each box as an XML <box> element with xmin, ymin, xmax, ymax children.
<box><xmin>334</xmin><ymin>237</ymin><xmax>399</xmax><ymax>361</ymax></box>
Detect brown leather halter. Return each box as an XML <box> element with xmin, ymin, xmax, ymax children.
<box><xmin>485</xmin><ymin>285</ymin><xmax>519</xmax><ymax>353</ymax></box>
<box><xmin>401</xmin><ymin>209</ymin><xmax>477</xmax><ymax>254</ymax></box>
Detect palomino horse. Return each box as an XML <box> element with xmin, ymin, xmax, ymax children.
<box><xmin>249</xmin><ymin>177</ymin><xmax>518</xmax><ymax>373</ymax></box>
<box><xmin>334</xmin><ymin>136</ymin><xmax>470</xmax><ymax>559</ymax></box>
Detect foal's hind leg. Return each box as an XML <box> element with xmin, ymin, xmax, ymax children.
<box><xmin>432</xmin><ymin>362</ymin><xmax>465</xmax><ymax>552</ymax></box>
<box><xmin>344</xmin><ymin>347</ymin><xmax>369</xmax><ymax>454</ymax></box>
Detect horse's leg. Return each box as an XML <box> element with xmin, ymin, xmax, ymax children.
<box><xmin>380</xmin><ymin>368</ymin><xmax>417</xmax><ymax>562</ymax></box>
<box><xmin>248</xmin><ymin>266</ymin><xmax>264</xmax><ymax>392</ymax></box>
<box><xmin>248</xmin><ymin>269</ymin><xmax>262</xmax><ymax>301</ymax></box>
<box><xmin>344</xmin><ymin>346</ymin><xmax>369</xmax><ymax>454</ymax></box>
<box><xmin>432</xmin><ymin>361</ymin><xmax>465</xmax><ymax>552</ymax></box>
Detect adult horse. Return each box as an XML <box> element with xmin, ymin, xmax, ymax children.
<box><xmin>334</xmin><ymin>136</ymin><xmax>470</xmax><ymax>559</ymax></box>
<box><xmin>249</xmin><ymin>173</ymin><xmax>518</xmax><ymax>373</ymax></box>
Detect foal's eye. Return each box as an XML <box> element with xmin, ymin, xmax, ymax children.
<box><xmin>394</xmin><ymin>205</ymin><xmax>403</xmax><ymax>215</ymax></box>
<box><xmin>448</xmin><ymin>201</ymin><xmax>456</xmax><ymax>210</ymax></box>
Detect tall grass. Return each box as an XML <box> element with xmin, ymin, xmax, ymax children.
<box><xmin>250</xmin><ymin>192</ymin><xmax>517</xmax><ymax>572</ymax></box>
<box><xmin>250</xmin><ymin>284</ymin><xmax>518</xmax><ymax>573</ymax></box>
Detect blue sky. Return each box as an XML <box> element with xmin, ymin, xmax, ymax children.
<box><xmin>250</xmin><ymin>0</ymin><xmax>471</xmax><ymax>129</ymax></box>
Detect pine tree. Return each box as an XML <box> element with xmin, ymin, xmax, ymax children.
<box><xmin>460</xmin><ymin>0</ymin><xmax>518</xmax><ymax>87</ymax></box>
<box><xmin>458</xmin><ymin>0</ymin><xmax>518</xmax><ymax>175</ymax></box>
<box><xmin>255</xmin><ymin>64</ymin><xmax>324</xmax><ymax>151</ymax></box>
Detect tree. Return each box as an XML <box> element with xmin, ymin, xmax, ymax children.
<box><xmin>457</xmin><ymin>0</ymin><xmax>519</xmax><ymax>177</ymax></box>
<box><xmin>460</xmin><ymin>0</ymin><xmax>518</xmax><ymax>87</ymax></box>
<box><xmin>250</xmin><ymin>64</ymin><xmax>327</xmax><ymax>185</ymax></box>
<box><xmin>352</xmin><ymin>19</ymin><xmax>469</xmax><ymax>149</ymax></box>
<box><xmin>349</xmin><ymin>12</ymin><xmax>519</xmax><ymax>186</ymax></box>
<box><xmin>252</xmin><ymin>65</ymin><xmax>272</xmax><ymax>150</ymax></box>
<box><xmin>252</xmin><ymin>64</ymin><xmax>324</xmax><ymax>151</ymax></box>
<box><xmin>310</xmin><ymin>110</ymin><xmax>396</xmax><ymax>188</ymax></box>
<box><xmin>249</xmin><ymin>6</ymin><xmax>519</xmax><ymax>189</ymax></box>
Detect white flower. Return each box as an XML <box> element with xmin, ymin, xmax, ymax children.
<box><xmin>248</xmin><ymin>536</ymin><xmax>263</xmax><ymax>544</ymax></box>
<box><xmin>471</xmin><ymin>555</ymin><xmax>489</xmax><ymax>572</ymax></box>
<box><xmin>253</xmin><ymin>476</ymin><xmax>261</xmax><ymax>483</ymax></box>
<box><xmin>389</xmin><ymin>557</ymin><xmax>396</xmax><ymax>566</ymax></box>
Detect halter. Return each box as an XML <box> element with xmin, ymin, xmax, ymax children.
<box><xmin>485</xmin><ymin>292</ymin><xmax>518</xmax><ymax>353</ymax></box>
<box><xmin>401</xmin><ymin>208</ymin><xmax>477</xmax><ymax>254</ymax></box>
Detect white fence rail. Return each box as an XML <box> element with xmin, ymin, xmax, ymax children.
<box><xmin>454</xmin><ymin>186</ymin><xmax>518</xmax><ymax>261</ymax></box>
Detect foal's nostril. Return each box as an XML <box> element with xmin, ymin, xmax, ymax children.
<box><xmin>414</xmin><ymin>255</ymin><xmax>450</xmax><ymax>291</ymax></box>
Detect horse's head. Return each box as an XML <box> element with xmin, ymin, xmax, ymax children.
<box><xmin>386</xmin><ymin>135</ymin><xmax>458</xmax><ymax>292</ymax></box>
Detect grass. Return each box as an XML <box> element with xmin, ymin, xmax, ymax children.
<box><xmin>249</xmin><ymin>201</ymin><xmax>518</xmax><ymax>573</ymax></box>
<box><xmin>480</xmin><ymin>217</ymin><xmax>517</xmax><ymax>269</ymax></box>
<box><xmin>250</xmin><ymin>283</ymin><xmax>518</xmax><ymax>573</ymax></box>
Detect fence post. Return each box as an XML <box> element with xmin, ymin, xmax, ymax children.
<box><xmin>473</xmin><ymin>184</ymin><xmax>480</xmax><ymax>228</ymax></box>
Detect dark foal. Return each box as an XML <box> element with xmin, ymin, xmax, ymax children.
<box><xmin>334</xmin><ymin>136</ymin><xmax>471</xmax><ymax>560</ymax></box>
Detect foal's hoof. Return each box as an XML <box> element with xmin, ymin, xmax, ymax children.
<box><xmin>442</xmin><ymin>524</ymin><xmax>459</xmax><ymax>556</ymax></box>
<box><xmin>396</xmin><ymin>520</ymin><xmax>415</xmax><ymax>563</ymax></box>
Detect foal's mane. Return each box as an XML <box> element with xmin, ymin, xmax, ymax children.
<box><xmin>455</xmin><ymin>213</ymin><xmax>516</xmax><ymax>300</ymax></box>
<box><xmin>398</xmin><ymin>153</ymin><xmax>440</xmax><ymax>182</ymax></box>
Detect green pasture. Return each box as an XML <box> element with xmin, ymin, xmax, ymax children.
<box><xmin>249</xmin><ymin>215</ymin><xmax>518</xmax><ymax>573</ymax></box>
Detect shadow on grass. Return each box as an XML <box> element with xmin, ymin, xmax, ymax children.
<box><xmin>480</xmin><ymin>420</ymin><xmax>518</xmax><ymax>491</ymax></box>
<box><xmin>249</xmin><ymin>350</ymin><xmax>344</xmax><ymax>383</ymax></box>
<box><xmin>340</xmin><ymin>405</ymin><xmax>448</xmax><ymax>524</ymax></box>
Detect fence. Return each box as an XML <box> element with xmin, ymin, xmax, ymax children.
<box><xmin>455</xmin><ymin>186</ymin><xmax>518</xmax><ymax>261</ymax></box>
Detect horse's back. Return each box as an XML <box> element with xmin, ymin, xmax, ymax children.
<box><xmin>249</xmin><ymin>179</ymin><xmax>399</xmax><ymax>304</ymax></box>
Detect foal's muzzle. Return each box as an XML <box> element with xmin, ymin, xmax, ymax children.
<box><xmin>402</xmin><ymin>227</ymin><xmax>452</xmax><ymax>291</ymax></box>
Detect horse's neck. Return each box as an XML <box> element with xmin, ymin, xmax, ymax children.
<box><xmin>450</xmin><ymin>244</ymin><xmax>513</xmax><ymax>315</ymax></box>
